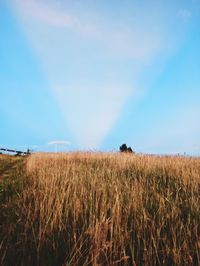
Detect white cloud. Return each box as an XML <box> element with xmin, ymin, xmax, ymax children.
<box><xmin>48</xmin><ymin>140</ymin><xmax>71</xmax><ymax>145</ymax></box>
<box><xmin>10</xmin><ymin>0</ymin><xmax>167</xmax><ymax>61</ymax></box>
<box><xmin>11</xmin><ymin>0</ymin><xmax>95</xmax><ymax>34</ymax></box>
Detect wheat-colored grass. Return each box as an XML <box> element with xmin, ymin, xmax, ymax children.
<box><xmin>1</xmin><ymin>152</ymin><xmax>200</xmax><ymax>265</ymax></box>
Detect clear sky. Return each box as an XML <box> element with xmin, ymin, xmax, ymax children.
<box><xmin>0</xmin><ymin>0</ymin><xmax>200</xmax><ymax>154</ymax></box>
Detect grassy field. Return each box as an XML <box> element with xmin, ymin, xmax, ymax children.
<box><xmin>0</xmin><ymin>153</ymin><xmax>199</xmax><ymax>265</ymax></box>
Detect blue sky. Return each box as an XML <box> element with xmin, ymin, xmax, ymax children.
<box><xmin>0</xmin><ymin>0</ymin><xmax>200</xmax><ymax>154</ymax></box>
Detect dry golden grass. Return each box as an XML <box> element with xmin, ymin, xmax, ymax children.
<box><xmin>1</xmin><ymin>152</ymin><xmax>200</xmax><ymax>265</ymax></box>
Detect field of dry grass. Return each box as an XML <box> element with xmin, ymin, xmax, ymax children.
<box><xmin>0</xmin><ymin>152</ymin><xmax>200</xmax><ymax>265</ymax></box>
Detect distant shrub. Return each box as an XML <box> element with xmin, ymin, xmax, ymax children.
<box><xmin>120</xmin><ymin>143</ymin><xmax>134</xmax><ymax>153</ymax></box>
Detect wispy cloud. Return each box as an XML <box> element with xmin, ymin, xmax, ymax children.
<box><xmin>12</xmin><ymin>0</ymin><xmax>96</xmax><ymax>35</ymax></box>
<box><xmin>11</xmin><ymin>0</ymin><xmax>168</xmax><ymax>61</ymax></box>
<box><xmin>9</xmin><ymin>0</ymin><xmax>191</xmax><ymax>149</ymax></box>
